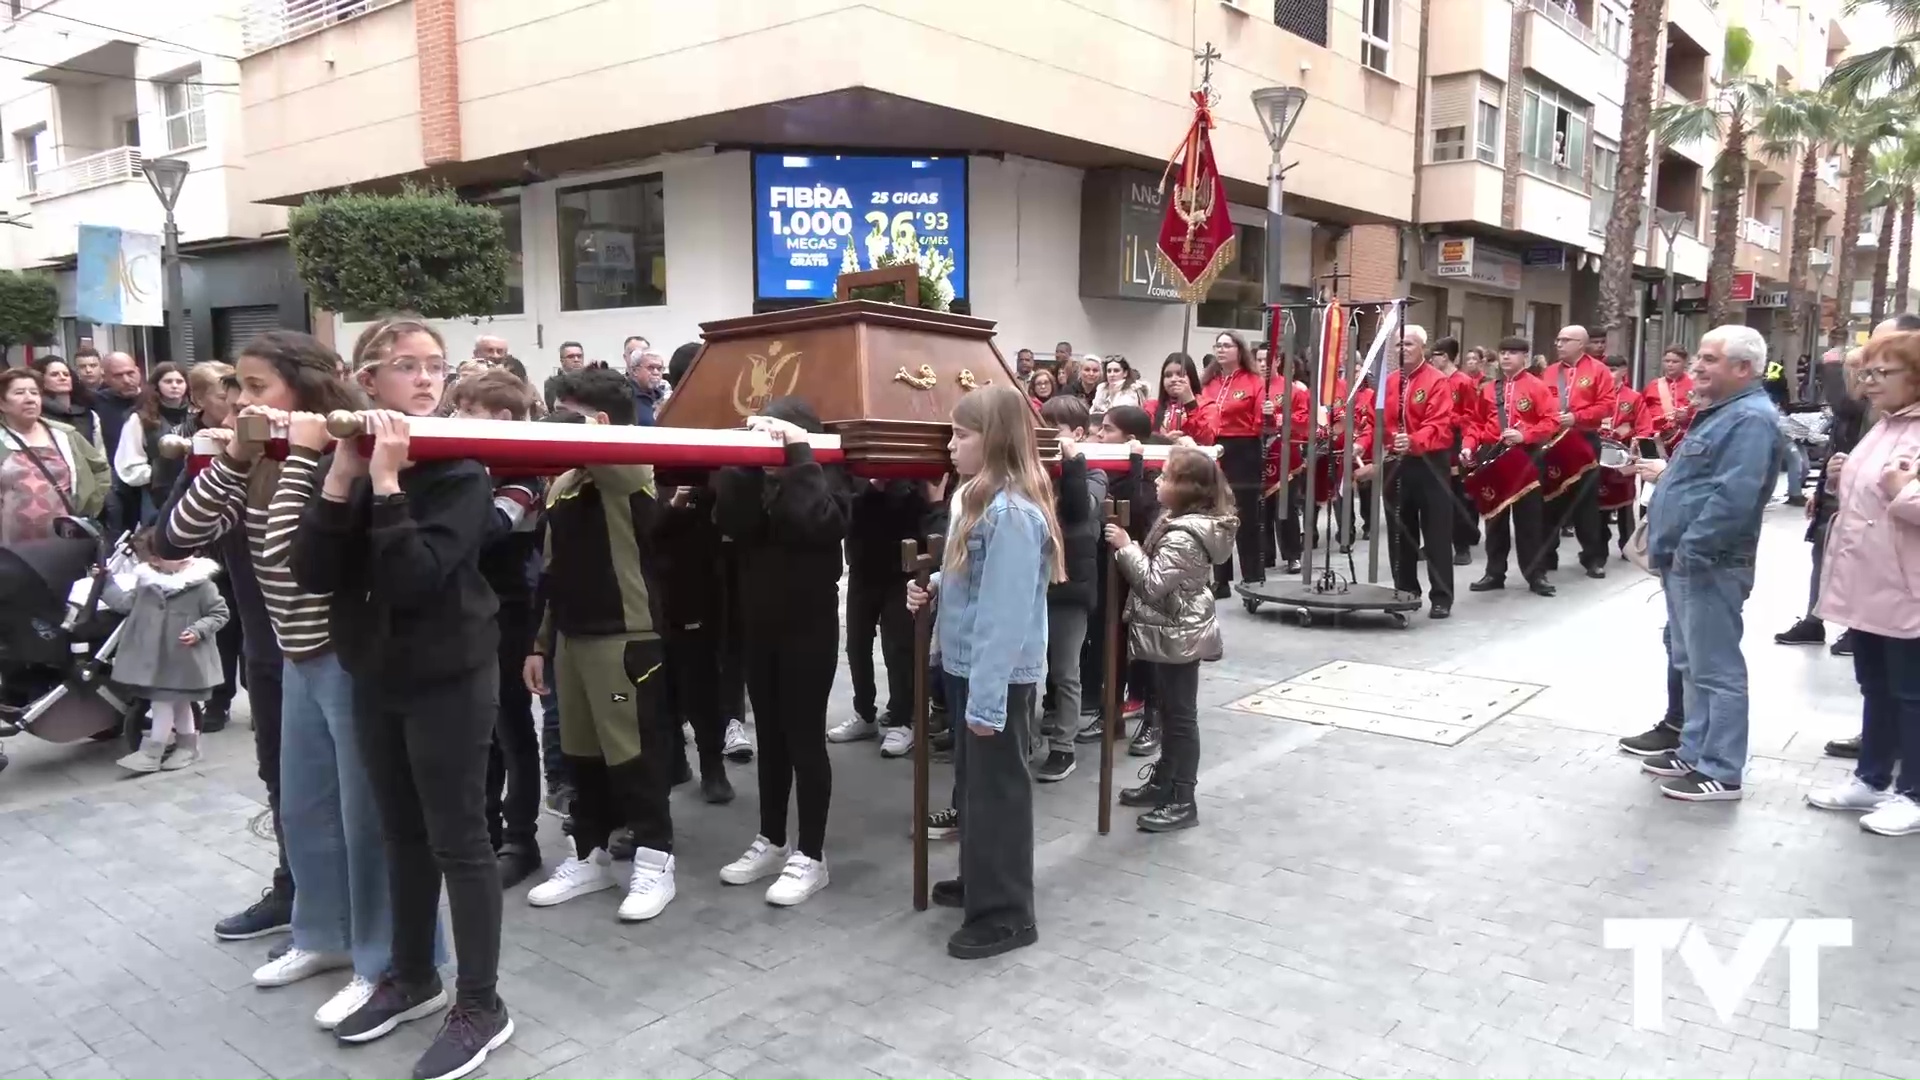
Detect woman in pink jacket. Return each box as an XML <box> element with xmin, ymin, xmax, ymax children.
<box><xmin>1809</xmin><ymin>330</ymin><xmax>1920</xmax><ymax>836</ymax></box>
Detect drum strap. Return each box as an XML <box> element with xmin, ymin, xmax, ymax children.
<box><xmin>1557</xmin><ymin>366</ymin><xmax>1570</xmax><ymax>412</ymax></box>
<box><xmin>1655</xmin><ymin>377</ymin><xmax>1674</xmax><ymax>413</ymax></box>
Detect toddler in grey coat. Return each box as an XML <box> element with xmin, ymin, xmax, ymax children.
<box><xmin>102</xmin><ymin>529</ymin><xmax>230</xmax><ymax>773</ymax></box>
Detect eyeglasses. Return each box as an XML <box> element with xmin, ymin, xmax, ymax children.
<box><xmin>384</xmin><ymin>358</ymin><xmax>450</xmax><ymax>380</ymax></box>
<box><xmin>1860</xmin><ymin>366</ymin><xmax>1901</xmax><ymax>384</ymax></box>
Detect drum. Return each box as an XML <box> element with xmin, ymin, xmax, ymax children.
<box><xmin>1538</xmin><ymin>429</ymin><xmax>1598</xmax><ymax>501</ymax></box>
<box><xmin>1597</xmin><ymin>438</ymin><xmax>1637</xmax><ymax>510</ymax></box>
<box><xmin>1463</xmin><ymin>443</ymin><xmax>1541</xmax><ymax>518</ymax></box>
<box><xmin>1262</xmin><ymin>436</ymin><xmax>1307</xmax><ymax>498</ymax></box>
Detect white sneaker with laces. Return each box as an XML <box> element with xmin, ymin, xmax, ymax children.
<box><xmin>1806</xmin><ymin>777</ymin><xmax>1892</xmax><ymax>812</ymax></box>
<box><xmin>253</xmin><ymin>946</ymin><xmax>350</xmax><ymax>988</ymax></box>
<box><xmin>765</xmin><ymin>852</ymin><xmax>828</xmax><ymax>907</ymax></box>
<box><xmin>616</xmin><ymin>848</ymin><xmax>676</xmax><ymax>921</ymax></box>
<box><xmin>1860</xmin><ymin>793</ymin><xmax>1920</xmax><ymax>836</ymax></box>
<box><xmin>723</xmin><ymin>719</ymin><xmax>754</xmax><ymax>762</ymax></box>
<box><xmin>719</xmin><ymin>835</ymin><xmax>791</xmax><ymax>885</ymax></box>
<box><xmin>527</xmin><ymin>848</ymin><xmax>617</xmax><ymax>907</ymax></box>
<box><xmin>827</xmin><ymin>717</ymin><xmax>879</xmax><ymax>743</ymax></box>
<box><xmin>314</xmin><ymin>975</ymin><xmax>377</xmax><ymax>1030</ymax></box>
<box><xmin>880</xmin><ymin>727</ymin><xmax>914</xmax><ymax>758</ymax></box>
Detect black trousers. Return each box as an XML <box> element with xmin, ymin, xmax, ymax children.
<box><xmin>563</xmin><ymin>636</ymin><xmax>675</xmax><ymax>856</ymax></box>
<box><xmin>1276</xmin><ymin>487</ymin><xmax>1302</xmax><ymax>564</ymax></box>
<box><xmin>1450</xmin><ymin>472</ymin><xmax>1481</xmax><ymax>551</ymax></box>
<box><xmin>1215</xmin><ymin>436</ymin><xmax>1266</xmax><ymax>587</ymax></box>
<box><xmin>847</xmin><ymin>572</ymin><xmax>913</xmax><ymax>727</ymax></box>
<box><xmin>1483</xmin><ymin>489</ymin><xmax>1548</xmax><ymax>584</ymax></box>
<box><xmin>486</xmin><ymin>601</ymin><xmax>540</xmax><ymax>851</ymax></box>
<box><xmin>1546</xmin><ymin>447</ymin><xmax>1609</xmax><ymax>570</ymax></box>
<box><xmin>1151</xmin><ymin>661</ymin><xmax>1201</xmax><ymax>791</ymax></box>
<box><xmin>746</xmin><ymin>614</ymin><xmax>837</xmax><ymax>860</ymax></box>
<box><xmin>948</xmin><ymin>675</ymin><xmax>1037</xmax><ymax>934</ymax></box>
<box><xmin>211</xmin><ymin>574</ymin><xmax>241</xmax><ymax>712</ymax></box>
<box><xmin>1608</xmin><ymin>506</ymin><xmax>1635</xmax><ymax>551</ymax></box>
<box><xmin>1384</xmin><ymin>453</ymin><xmax>1456</xmax><ymax>607</ymax></box>
<box><xmin>355</xmin><ymin>666</ymin><xmax>501</xmax><ymax>1007</ymax></box>
<box><xmin>247</xmin><ymin>657</ymin><xmax>293</xmax><ymax>898</ymax></box>
<box><xmin>664</xmin><ymin>622</ymin><xmax>726</xmax><ymax>768</ymax></box>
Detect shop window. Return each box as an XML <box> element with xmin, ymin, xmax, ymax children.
<box><xmin>485</xmin><ymin>196</ymin><xmax>525</xmax><ymax>316</ymax></box>
<box><xmin>556</xmin><ymin>173</ymin><xmax>666</xmax><ymax>311</ymax></box>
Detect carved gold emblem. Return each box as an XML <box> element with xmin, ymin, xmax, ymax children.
<box><xmin>732</xmin><ymin>340</ymin><xmax>804</xmax><ymax>417</ymax></box>
<box><xmin>894</xmin><ymin>364</ymin><xmax>938</xmax><ymax>390</ymax></box>
<box><xmin>957</xmin><ymin>369</ymin><xmax>989</xmax><ymax>391</ymax></box>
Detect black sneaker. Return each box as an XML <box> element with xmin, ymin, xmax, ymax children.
<box><xmin>200</xmin><ymin>703</ymin><xmax>231</xmax><ymax>734</ymax></box>
<box><xmin>1452</xmin><ymin>550</ymin><xmax>1471</xmax><ymax>566</ymax></box>
<box><xmin>412</xmin><ymin>998</ymin><xmax>513</xmax><ymax>1080</ymax></box>
<box><xmin>1034</xmin><ymin>750</ymin><xmax>1076</xmax><ymax>783</ymax></box>
<box><xmin>701</xmin><ymin>769</ymin><xmax>735</xmax><ymax>804</ymax></box>
<box><xmin>1137</xmin><ymin>800</ymin><xmax>1198</xmax><ymax>832</ymax></box>
<box><xmin>1618</xmin><ymin>724</ymin><xmax>1681</xmax><ymax>757</ymax></box>
<box><xmin>1659</xmin><ymin>771</ymin><xmax>1743</xmax><ymax>802</ymax></box>
<box><xmin>930</xmin><ymin>878</ymin><xmax>964</xmax><ymax>908</ymax></box>
<box><xmin>1128</xmin><ymin>720</ymin><xmax>1160</xmax><ymax>758</ymax></box>
<box><xmin>947</xmin><ymin>922</ymin><xmax>1038</xmax><ymax>960</ymax></box>
<box><xmin>496</xmin><ymin>845</ymin><xmax>541</xmax><ymax>890</ymax></box>
<box><xmin>1074</xmin><ymin>716</ymin><xmax>1108</xmax><ymax>744</ymax></box>
<box><xmin>1468</xmin><ymin>575</ymin><xmax>1504</xmax><ymax>592</ymax></box>
<box><xmin>214</xmin><ymin>887</ymin><xmax>292</xmax><ymax>941</ymax></box>
<box><xmin>1825</xmin><ymin>735</ymin><xmax>1861</xmax><ymax>759</ymax></box>
<box><xmin>335</xmin><ymin>974</ymin><xmax>449</xmax><ymax>1045</ymax></box>
<box><xmin>926</xmin><ymin>807</ymin><xmax>959</xmax><ymax>840</ymax></box>
<box><xmin>1640</xmin><ymin>751</ymin><xmax>1692</xmax><ymax>778</ymax></box>
<box><xmin>1774</xmin><ymin>617</ymin><xmax>1825</xmax><ymax>645</ymax></box>
<box><xmin>1831</xmin><ymin>631</ymin><xmax>1856</xmax><ymax>657</ymax></box>
<box><xmin>1212</xmin><ymin>581</ymin><xmax>1232</xmax><ymax>600</ymax></box>
<box><xmin>1119</xmin><ymin>761</ymin><xmax>1166</xmax><ymax>807</ymax></box>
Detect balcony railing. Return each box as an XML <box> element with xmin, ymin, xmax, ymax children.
<box><xmin>243</xmin><ymin>0</ymin><xmax>401</xmax><ymax>54</ymax></box>
<box><xmin>28</xmin><ymin>146</ymin><xmax>143</xmax><ymax>200</ymax></box>
<box><xmin>1528</xmin><ymin>0</ymin><xmax>1597</xmax><ymax>46</ymax></box>
<box><xmin>1521</xmin><ymin>153</ymin><xmax>1590</xmax><ymax>193</ymax></box>
<box><xmin>1742</xmin><ymin>217</ymin><xmax>1782</xmax><ymax>252</ymax></box>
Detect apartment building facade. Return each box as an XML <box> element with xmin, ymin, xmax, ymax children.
<box><xmin>1415</xmin><ymin>0</ymin><xmax>1852</xmax><ymax>372</ymax></box>
<box><xmin>236</xmin><ymin>0</ymin><xmax>1424</xmax><ymax>377</ymax></box>
<box><xmin>0</xmin><ymin>0</ymin><xmax>306</xmax><ymax>366</ymax></box>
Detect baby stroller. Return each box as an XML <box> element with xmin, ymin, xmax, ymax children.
<box><xmin>0</xmin><ymin>523</ymin><xmax>150</xmax><ymax>774</ymax></box>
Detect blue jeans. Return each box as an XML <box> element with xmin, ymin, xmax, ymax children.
<box><xmin>1662</xmin><ymin>563</ymin><xmax>1756</xmax><ymax>785</ymax></box>
<box><xmin>280</xmin><ymin>653</ymin><xmax>395</xmax><ymax>978</ymax></box>
<box><xmin>1851</xmin><ymin>631</ymin><xmax>1920</xmax><ymax>799</ymax></box>
<box><xmin>1785</xmin><ymin>442</ymin><xmax>1808</xmax><ymax>499</ymax></box>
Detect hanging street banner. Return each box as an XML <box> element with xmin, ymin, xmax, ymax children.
<box><xmin>76</xmin><ymin>224</ymin><xmax>164</xmax><ymax>327</ymax></box>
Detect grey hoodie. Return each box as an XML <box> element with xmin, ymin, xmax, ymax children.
<box><xmin>1114</xmin><ymin>511</ymin><xmax>1236</xmax><ymax>664</ymax></box>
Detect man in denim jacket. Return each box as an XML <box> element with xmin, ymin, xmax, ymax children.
<box><xmin>1638</xmin><ymin>325</ymin><xmax>1784</xmax><ymax>801</ymax></box>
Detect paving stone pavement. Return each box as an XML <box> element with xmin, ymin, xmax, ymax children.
<box><xmin>2</xmin><ymin>504</ymin><xmax>1915</xmax><ymax>1079</ymax></box>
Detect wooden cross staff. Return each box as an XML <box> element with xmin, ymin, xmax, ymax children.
<box><xmin>1098</xmin><ymin>498</ymin><xmax>1130</xmax><ymax>835</ymax></box>
<box><xmin>902</xmin><ymin>533</ymin><xmax>942</xmax><ymax>912</ymax></box>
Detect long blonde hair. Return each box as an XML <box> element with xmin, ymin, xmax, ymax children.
<box><xmin>944</xmin><ymin>385</ymin><xmax>1067</xmax><ymax>584</ymax></box>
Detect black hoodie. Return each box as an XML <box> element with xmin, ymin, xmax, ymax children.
<box><xmin>712</xmin><ymin>397</ymin><xmax>852</xmax><ymax>635</ymax></box>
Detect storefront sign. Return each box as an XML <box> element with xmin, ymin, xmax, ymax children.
<box><xmin>1729</xmin><ymin>271</ymin><xmax>1757</xmax><ymax>304</ymax></box>
<box><xmin>751</xmin><ymin>152</ymin><xmax>969</xmax><ymax>301</ymax></box>
<box><xmin>1436</xmin><ymin>237</ymin><xmax>1474</xmax><ymax>277</ymax></box>
<box><xmin>1079</xmin><ymin>169</ymin><xmax>1184</xmax><ymax>302</ymax></box>
<box><xmin>1523</xmin><ymin>244</ymin><xmax>1566</xmax><ymax>270</ymax></box>
<box><xmin>1754</xmin><ymin>289</ymin><xmax>1789</xmax><ymax>308</ymax></box>
<box><xmin>1432</xmin><ymin>237</ymin><xmax>1522</xmax><ymax>290</ymax></box>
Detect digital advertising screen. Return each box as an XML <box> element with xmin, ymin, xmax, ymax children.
<box><xmin>751</xmin><ymin>152</ymin><xmax>968</xmax><ymax>302</ymax></box>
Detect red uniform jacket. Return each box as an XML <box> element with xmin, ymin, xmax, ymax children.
<box><xmin>1199</xmin><ymin>368</ymin><xmax>1268</xmax><ymax>439</ymax></box>
<box><xmin>1144</xmin><ymin>397</ymin><xmax>1219</xmax><ymax>444</ymax></box>
<box><xmin>1359</xmin><ymin>362</ymin><xmax>1455</xmax><ymax>462</ymax></box>
<box><xmin>1638</xmin><ymin>374</ymin><xmax>1695</xmax><ymax>440</ymax></box>
<box><xmin>1540</xmin><ymin>354</ymin><xmax>1618</xmax><ymax>433</ymax></box>
<box><xmin>1447</xmin><ymin>369</ymin><xmax>1485</xmax><ymax>442</ymax></box>
<box><xmin>1464</xmin><ymin>372</ymin><xmax>1559</xmax><ymax>456</ymax></box>
<box><xmin>1607</xmin><ymin>384</ymin><xmax>1641</xmax><ymax>439</ymax></box>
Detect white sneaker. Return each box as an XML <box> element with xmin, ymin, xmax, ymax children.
<box><xmin>253</xmin><ymin>946</ymin><xmax>350</xmax><ymax>988</ymax></box>
<box><xmin>827</xmin><ymin>716</ymin><xmax>878</xmax><ymax>743</ymax></box>
<box><xmin>617</xmin><ymin>848</ymin><xmax>676</xmax><ymax>921</ymax></box>
<box><xmin>1807</xmin><ymin>777</ymin><xmax>1892</xmax><ymax>812</ymax></box>
<box><xmin>723</xmin><ymin>719</ymin><xmax>754</xmax><ymax>762</ymax></box>
<box><xmin>1860</xmin><ymin>793</ymin><xmax>1920</xmax><ymax>836</ymax></box>
<box><xmin>527</xmin><ymin>848</ymin><xmax>617</xmax><ymax>907</ymax></box>
<box><xmin>719</xmin><ymin>835</ymin><xmax>790</xmax><ymax>885</ymax></box>
<box><xmin>880</xmin><ymin>727</ymin><xmax>914</xmax><ymax>758</ymax></box>
<box><xmin>314</xmin><ymin>975</ymin><xmax>376</xmax><ymax>1030</ymax></box>
<box><xmin>765</xmin><ymin>852</ymin><xmax>829</xmax><ymax>907</ymax></box>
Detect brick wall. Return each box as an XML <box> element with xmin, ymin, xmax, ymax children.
<box><xmin>1346</xmin><ymin>224</ymin><xmax>1401</xmax><ymax>302</ymax></box>
<box><xmin>416</xmin><ymin>0</ymin><xmax>461</xmax><ymax>165</ymax></box>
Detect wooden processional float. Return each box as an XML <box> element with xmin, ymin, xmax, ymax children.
<box><xmin>164</xmin><ymin>289</ymin><xmax>1198</xmax><ymax>912</ymax></box>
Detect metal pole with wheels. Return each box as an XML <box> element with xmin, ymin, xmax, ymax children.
<box><xmin>902</xmin><ymin>534</ymin><xmax>941</xmax><ymax>911</ymax></box>
<box><xmin>1098</xmin><ymin>498</ymin><xmax>1129</xmax><ymax>836</ymax></box>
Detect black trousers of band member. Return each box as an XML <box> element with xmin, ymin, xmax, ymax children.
<box><xmin>847</xmin><ymin>572</ymin><xmax>914</xmax><ymax>727</ymax></box>
<box><xmin>664</xmin><ymin>622</ymin><xmax>727</xmax><ymax>769</ymax></box>
<box><xmin>354</xmin><ymin>665</ymin><xmax>501</xmax><ymax>1007</ymax></box>
<box><xmin>486</xmin><ymin>600</ymin><xmax>541</xmax><ymax>851</ymax></box>
<box><xmin>1276</xmin><ymin>485</ymin><xmax>1302</xmax><ymax>565</ymax></box>
<box><xmin>1607</xmin><ymin>505</ymin><xmax>1635</xmax><ymax>551</ymax></box>
<box><xmin>1449</xmin><ymin>472</ymin><xmax>1481</xmax><ymax>551</ymax></box>
<box><xmin>1215</xmin><ymin>436</ymin><xmax>1267</xmax><ymax>588</ymax></box>
<box><xmin>1483</xmin><ymin>489</ymin><xmax>1548</xmax><ymax>584</ymax></box>
<box><xmin>1546</xmin><ymin>454</ymin><xmax>1609</xmax><ymax>570</ymax></box>
<box><xmin>1384</xmin><ymin>453</ymin><xmax>1455</xmax><ymax>607</ymax></box>
<box><xmin>746</xmin><ymin>612</ymin><xmax>838</xmax><ymax>860</ymax></box>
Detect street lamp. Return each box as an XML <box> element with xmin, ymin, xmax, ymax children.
<box><xmin>1252</xmin><ymin>84</ymin><xmax>1308</xmax><ymax>582</ymax></box>
<box><xmin>142</xmin><ymin>157</ymin><xmax>190</xmax><ymax>364</ymax></box>
<box><xmin>1654</xmin><ymin>209</ymin><xmax>1687</xmax><ymax>360</ymax></box>
<box><xmin>1807</xmin><ymin>248</ymin><xmax>1833</xmax><ymax>361</ymax></box>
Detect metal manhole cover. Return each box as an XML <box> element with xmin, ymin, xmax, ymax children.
<box><xmin>1224</xmin><ymin>660</ymin><xmax>1543</xmax><ymax>745</ymax></box>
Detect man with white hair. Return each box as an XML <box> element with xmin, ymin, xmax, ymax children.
<box><xmin>1356</xmin><ymin>324</ymin><xmax>1459</xmax><ymax>617</ymax></box>
<box><xmin>626</xmin><ymin>348</ymin><xmax>669</xmax><ymax>426</ymax></box>
<box><xmin>474</xmin><ymin>335</ymin><xmax>510</xmax><ymax>363</ymax></box>
<box><xmin>1635</xmin><ymin>324</ymin><xmax>1784</xmax><ymax>801</ymax></box>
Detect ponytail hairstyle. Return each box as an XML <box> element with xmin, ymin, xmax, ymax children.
<box><xmin>944</xmin><ymin>385</ymin><xmax>1067</xmax><ymax>585</ymax></box>
<box><xmin>349</xmin><ymin>314</ymin><xmax>448</xmax><ymax>408</ymax></box>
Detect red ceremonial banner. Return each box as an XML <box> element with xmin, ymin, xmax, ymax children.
<box><xmin>1317</xmin><ymin>299</ymin><xmax>1346</xmax><ymax>408</ymax></box>
<box><xmin>1154</xmin><ymin>91</ymin><xmax>1239</xmax><ymax>302</ymax></box>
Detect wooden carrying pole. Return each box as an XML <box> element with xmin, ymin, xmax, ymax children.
<box><xmin>1098</xmin><ymin>498</ymin><xmax>1130</xmax><ymax>835</ymax></box>
<box><xmin>903</xmin><ymin>534</ymin><xmax>941</xmax><ymax>911</ymax></box>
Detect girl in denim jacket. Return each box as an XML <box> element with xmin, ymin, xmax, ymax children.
<box><xmin>907</xmin><ymin>385</ymin><xmax>1065</xmax><ymax>960</ymax></box>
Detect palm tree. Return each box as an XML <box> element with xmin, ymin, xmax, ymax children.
<box><xmin>1596</xmin><ymin>0</ymin><xmax>1667</xmax><ymax>356</ymax></box>
<box><xmin>1866</xmin><ymin>155</ymin><xmax>1900</xmax><ymax>323</ymax></box>
<box><xmin>1826</xmin><ymin>96</ymin><xmax>1903</xmax><ymax>344</ymax></box>
<box><xmin>1826</xmin><ymin>0</ymin><xmax>1919</xmax><ymax>102</ymax></box>
<box><xmin>1887</xmin><ymin>135</ymin><xmax>1920</xmax><ymax>314</ymax></box>
<box><xmin>1651</xmin><ymin>26</ymin><xmax>1772</xmax><ymax>325</ymax></box>
<box><xmin>1754</xmin><ymin>87</ymin><xmax>1842</xmax><ymax>383</ymax></box>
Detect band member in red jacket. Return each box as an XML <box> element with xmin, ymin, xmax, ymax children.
<box><xmin>1356</xmin><ymin>325</ymin><xmax>1457</xmax><ymax>616</ymax></box>
<box><xmin>1144</xmin><ymin>353</ymin><xmax>1217</xmax><ymax>444</ymax></box>
<box><xmin>1465</xmin><ymin>337</ymin><xmax>1560</xmax><ymax>596</ymax></box>
<box><xmin>1540</xmin><ymin>325</ymin><xmax>1617</xmax><ymax>578</ymax></box>
<box><xmin>1431</xmin><ymin>337</ymin><xmax>1484</xmax><ymax>563</ymax></box>
<box><xmin>1199</xmin><ymin>331</ymin><xmax>1274</xmax><ymax>593</ymax></box>
<box><xmin>1637</xmin><ymin>346</ymin><xmax>1695</xmax><ymax>450</ymax></box>
<box><xmin>1600</xmin><ymin>354</ymin><xmax>1643</xmax><ymax>550</ymax></box>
